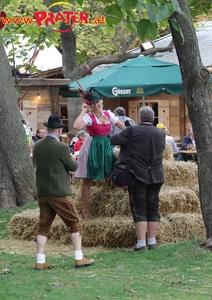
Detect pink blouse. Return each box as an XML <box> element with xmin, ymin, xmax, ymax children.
<box><xmin>83</xmin><ymin>110</ymin><xmax>118</xmax><ymax>136</ymax></box>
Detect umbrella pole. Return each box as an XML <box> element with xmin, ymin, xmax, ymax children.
<box><xmin>142</xmin><ymin>96</ymin><xmax>146</xmax><ymax>106</ymax></box>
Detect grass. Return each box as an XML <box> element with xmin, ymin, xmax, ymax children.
<box><xmin>0</xmin><ymin>206</ymin><xmax>212</xmax><ymax>300</ymax></box>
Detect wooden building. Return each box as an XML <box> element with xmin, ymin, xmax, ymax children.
<box><xmin>18</xmin><ymin>68</ymin><xmax>212</xmax><ymax>141</ymax></box>
<box><xmin>17</xmin><ymin>76</ymin><xmax>69</xmax><ymax>135</ymax></box>
<box><xmin>103</xmin><ymin>93</ymin><xmax>190</xmax><ymax>142</ymax></box>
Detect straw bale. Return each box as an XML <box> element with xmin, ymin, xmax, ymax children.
<box><xmin>72</xmin><ymin>179</ymin><xmax>131</xmax><ymax>217</ymax></box>
<box><xmin>89</xmin><ymin>188</ymin><xmax>130</xmax><ymax>217</ymax></box>
<box><xmin>82</xmin><ymin>217</ymin><xmax>173</xmax><ymax>247</ymax></box>
<box><xmin>159</xmin><ymin>186</ymin><xmax>200</xmax><ymax>215</ymax></box>
<box><xmin>102</xmin><ymin>217</ymin><xmax>136</xmax><ymax>247</ymax></box>
<box><xmin>163</xmin><ymin>160</ymin><xmax>198</xmax><ymax>187</ymax></box>
<box><xmin>9</xmin><ymin>158</ymin><xmax>202</xmax><ymax>249</ymax></box>
<box><xmin>163</xmin><ymin>143</ymin><xmax>175</xmax><ymax>161</ymax></box>
<box><xmin>10</xmin><ymin>209</ymin><xmax>39</xmax><ymax>240</ymax></box>
<box><xmin>192</xmin><ymin>184</ymin><xmax>199</xmax><ymax>197</ymax></box>
<box><xmin>10</xmin><ymin>209</ymin><xmax>71</xmax><ymax>243</ymax></box>
<box><xmin>156</xmin><ymin>217</ymin><xmax>173</xmax><ymax>244</ymax></box>
<box><xmin>10</xmin><ymin>209</ymin><xmax>205</xmax><ymax>248</ymax></box>
<box><xmin>165</xmin><ymin>213</ymin><xmax>206</xmax><ymax>243</ymax></box>
<box><xmin>81</xmin><ymin>217</ymin><xmax>135</xmax><ymax>247</ymax></box>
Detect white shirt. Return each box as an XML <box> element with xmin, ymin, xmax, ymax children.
<box><xmin>166</xmin><ymin>135</ymin><xmax>179</xmax><ymax>153</ymax></box>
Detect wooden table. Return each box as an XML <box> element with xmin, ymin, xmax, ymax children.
<box><xmin>178</xmin><ymin>149</ymin><xmax>197</xmax><ymax>162</ymax></box>
<box><xmin>178</xmin><ymin>150</ymin><xmax>197</xmax><ymax>155</ymax></box>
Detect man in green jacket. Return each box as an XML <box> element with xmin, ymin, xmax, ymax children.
<box><xmin>33</xmin><ymin>114</ymin><xmax>94</xmax><ymax>270</ymax></box>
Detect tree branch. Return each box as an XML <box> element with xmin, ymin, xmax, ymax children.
<box><xmin>70</xmin><ymin>44</ymin><xmax>174</xmax><ymax>80</ymax></box>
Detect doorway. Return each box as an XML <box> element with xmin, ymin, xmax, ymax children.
<box><xmin>59</xmin><ymin>104</ymin><xmax>68</xmax><ymax>132</ymax></box>
<box><xmin>138</xmin><ymin>100</ymin><xmax>159</xmax><ymax>126</ymax></box>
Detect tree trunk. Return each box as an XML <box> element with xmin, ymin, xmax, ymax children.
<box><xmin>67</xmin><ymin>97</ymin><xmax>83</xmax><ymax>131</ymax></box>
<box><xmin>0</xmin><ymin>39</ymin><xmax>36</xmax><ymax>208</ymax></box>
<box><xmin>169</xmin><ymin>0</ymin><xmax>212</xmax><ymax>238</ymax></box>
<box><xmin>60</xmin><ymin>25</ymin><xmax>77</xmax><ymax>79</ymax></box>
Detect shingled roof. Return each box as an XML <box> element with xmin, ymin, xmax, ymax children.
<box><xmin>129</xmin><ymin>20</ymin><xmax>212</xmax><ymax>68</ymax></box>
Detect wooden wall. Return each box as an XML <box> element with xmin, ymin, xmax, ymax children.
<box><xmin>20</xmin><ymin>87</ymin><xmax>66</xmax><ymax>134</ymax></box>
<box><xmin>19</xmin><ymin>88</ymin><xmax>194</xmax><ymax>141</ymax></box>
<box><xmin>103</xmin><ymin>93</ymin><xmax>190</xmax><ymax>142</ymax></box>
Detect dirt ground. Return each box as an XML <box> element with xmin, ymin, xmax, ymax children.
<box><xmin>0</xmin><ymin>238</ymin><xmax>107</xmax><ymax>257</ymax></box>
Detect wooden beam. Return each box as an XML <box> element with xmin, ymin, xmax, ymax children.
<box><xmin>179</xmin><ymin>95</ymin><xmax>186</xmax><ymax>141</ymax></box>
<box><xmin>50</xmin><ymin>86</ymin><xmax>59</xmax><ymax>114</ymax></box>
<box><xmin>16</xmin><ymin>78</ymin><xmax>71</xmax><ymax>86</ymax></box>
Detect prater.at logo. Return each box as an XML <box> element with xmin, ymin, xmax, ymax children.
<box><xmin>112</xmin><ymin>87</ymin><xmax>131</xmax><ymax>96</ymax></box>
<box><xmin>0</xmin><ymin>1</ymin><xmax>106</xmax><ymax>32</ymax></box>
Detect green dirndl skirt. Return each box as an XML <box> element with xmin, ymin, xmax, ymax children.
<box><xmin>87</xmin><ymin>136</ymin><xmax>117</xmax><ymax>180</ymax></box>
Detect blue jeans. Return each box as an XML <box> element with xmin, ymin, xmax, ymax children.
<box><xmin>128</xmin><ymin>179</ymin><xmax>162</xmax><ymax>223</ymax></box>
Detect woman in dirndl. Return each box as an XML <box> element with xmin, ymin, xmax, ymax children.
<box><xmin>74</xmin><ymin>90</ymin><xmax>125</xmax><ymax>219</ymax></box>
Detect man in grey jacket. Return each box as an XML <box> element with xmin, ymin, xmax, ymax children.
<box><xmin>110</xmin><ymin>106</ymin><xmax>135</xmax><ymax>135</ymax></box>
<box><xmin>110</xmin><ymin>106</ymin><xmax>165</xmax><ymax>251</ymax></box>
<box><xmin>33</xmin><ymin>115</ymin><xmax>94</xmax><ymax>269</ymax></box>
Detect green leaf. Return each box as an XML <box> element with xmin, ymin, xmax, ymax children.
<box><xmin>116</xmin><ymin>0</ymin><xmax>138</xmax><ymax>10</ymax></box>
<box><xmin>145</xmin><ymin>2</ymin><xmax>176</xmax><ymax>23</ymax></box>
<box><xmin>2</xmin><ymin>0</ymin><xmax>11</xmax><ymax>6</ymax></box>
<box><xmin>126</xmin><ymin>21</ymin><xmax>137</xmax><ymax>34</ymax></box>
<box><xmin>75</xmin><ymin>0</ymin><xmax>84</xmax><ymax>6</ymax></box>
<box><xmin>102</xmin><ymin>25</ymin><xmax>116</xmax><ymax>36</ymax></box>
<box><xmin>104</xmin><ymin>4</ymin><xmax>123</xmax><ymax>26</ymax></box>
<box><xmin>137</xmin><ymin>19</ymin><xmax>158</xmax><ymax>41</ymax></box>
<box><xmin>19</xmin><ymin>50</ymin><xmax>28</xmax><ymax>56</ymax></box>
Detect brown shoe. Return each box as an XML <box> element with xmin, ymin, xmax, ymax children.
<box><xmin>75</xmin><ymin>257</ymin><xmax>95</xmax><ymax>268</ymax></box>
<box><xmin>148</xmin><ymin>243</ymin><xmax>158</xmax><ymax>250</ymax></box>
<box><xmin>34</xmin><ymin>262</ymin><xmax>55</xmax><ymax>270</ymax></box>
<box><xmin>128</xmin><ymin>245</ymin><xmax>148</xmax><ymax>252</ymax></box>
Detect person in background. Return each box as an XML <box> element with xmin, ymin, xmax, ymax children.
<box><xmin>110</xmin><ymin>106</ymin><xmax>135</xmax><ymax>134</ymax></box>
<box><xmin>74</xmin><ymin>130</ymin><xmax>88</xmax><ymax>152</ymax></box>
<box><xmin>67</xmin><ymin>131</ymin><xmax>77</xmax><ymax>154</ymax></box>
<box><xmin>32</xmin><ymin>128</ymin><xmax>46</xmax><ymax>143</ymax></box>
<box><xmin>23</xmin><ymin>119</ymin><xmax>34</xmax><ymax>150</ymax></box>
<box><xmin>74</xmin><ymin>90</ymin><xmax>125</xmax><ymax>219</ymax></box>
<box><xmin>111</xmin><ymin>106</ymin><xmax>165</xmax><ymax>251</ymax></box>
<box><xmin>156</xmin><ymin>123</ymin><xmax>178</xmax><ymax>154</ymax></box>
<box><xmin>33</xmin><ymin>114</ymin><xmax>94</xmax><ymax>270</ymax></box>
<box><xmin>176</xmin><ymin>126</ymin><xmax>195</xmax><ymax>161</ymax></box>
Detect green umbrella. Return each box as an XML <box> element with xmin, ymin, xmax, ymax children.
<box><xmin>69</xmin><ymin>55</ymin><xmax>183</xmax><ymax>97</ymax></box>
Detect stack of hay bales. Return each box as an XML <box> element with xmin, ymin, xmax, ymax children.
<box><xmin>10</xmin><ymin>144</ymin><xmax>206</xmax><ymax>248</ymax></box>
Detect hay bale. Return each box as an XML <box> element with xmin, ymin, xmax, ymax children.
<box><xmin>89</xmin><ymin>188</ymin><xmax>130</xmax><ymax>217</ymax></box>
<box><xmin>72</xmin><ymin>178</ymin><xmax>131</xmax><ymax>217</ymax></box>
<box><xmin>163</xmin><ymin>160</ymin><xmax>198</xmax><ymax>187</ymax></box>
<box><xmin>102</xmin><ymin>217</ymin><xmax>136</xmax><ymax>248</ymax></box>
<box><xmin>165</xmin><ymin>213</ymin><xmax>206</xmax><ymax>242</ymax></box>
<box><xmin>157</xmin><ymin>217</ymin><xmax>173</xmax><ymax>244</ymax></box>
<box><xmin>81</xmin><ymin>217</ymin><xmax>135</xmax><ymax>247</ymax></box>
<box><xmin>192</xmin><ymin>184</ymin><xmax>199</xmax><ymax>197</ymax></box>
<box><xmin>72</xmin><ymin>161</ymin><xmax>199</xmax><ymax>217</ymax></box>
<box><xmin>10</xmin><ymin>209</ymin><xmax>205</xmax><ymax>248</ymax></box>
<box><xmin>10</xmin><ymin>209</ymin><xmax>39</xmax><ymax>240</ymax></box>
<box><xmin>10</xmin><ymin>209</ymin><xmax>71</xmax><ymax>244</ymax></box>
<box><xmin>159</xmin><ymin>186</ymin><xmax>200</xmax><ymax>215</ymax></box>
<box><xmin>83</xmin><ymin>217</ymin><xmax>174</xmax><ymax>247</ymax></box>
<box><xmin>10</xmin><ymin>159</ymin><xmax>202</xmax><ymax>249</ymax></box>
<box><xmin>163</xmin><ymin>143</ymin><xmax>175</xmax><ymax>161</ymax></box>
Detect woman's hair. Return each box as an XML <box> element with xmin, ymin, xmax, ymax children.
<box><xmin>67</xmin><ymin>131</ymin><xmax>76</xmax><ymax>139</ymax></box>
<box><xmin>77</xmin><ymin>130</ymin><xmax>87</xmax><ymax>139</ymax></box>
